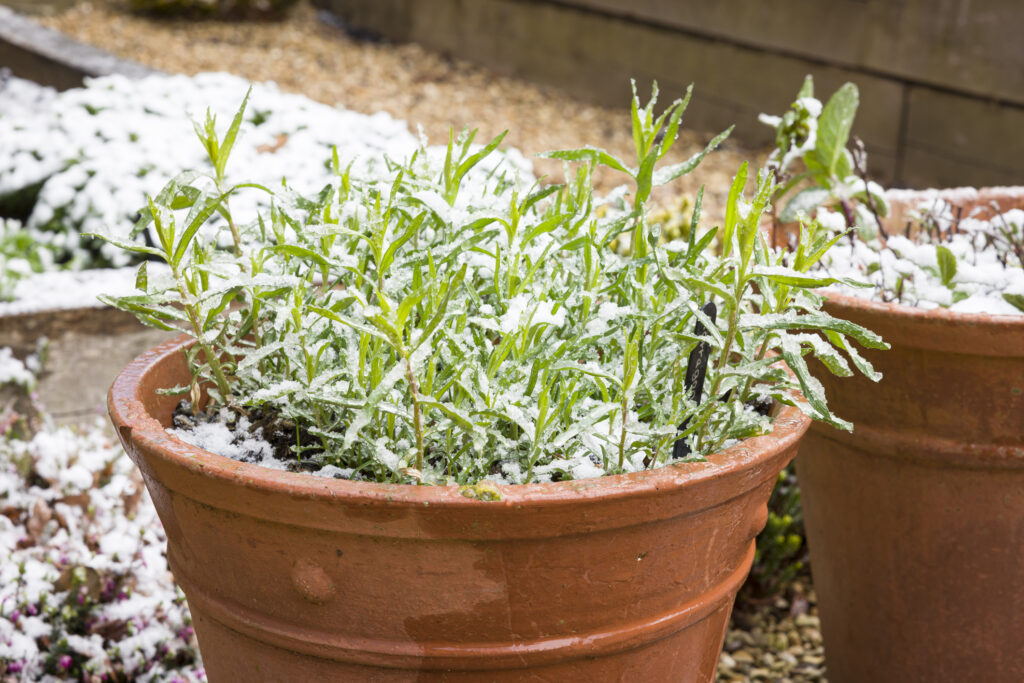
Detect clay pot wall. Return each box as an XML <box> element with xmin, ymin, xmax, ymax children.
<box><xmin>109</xmin><ymin>337</ymin><xmax>809</xmax><ymax>681</ymax></box>
<box><xmin>796</xmin><ymin>189</ymin><xmax>1024</xmax><ymax>683</ymax></box>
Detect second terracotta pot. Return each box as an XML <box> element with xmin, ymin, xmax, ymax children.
<box><xmin>797</xmin><ymin>189</ymin><xmax>1024</xmax><ymax>683</ymax></box>
<box><xmin>109</xmin><ymin>337</ymin><xmax>809</xmax><ymax>681</ymax></box>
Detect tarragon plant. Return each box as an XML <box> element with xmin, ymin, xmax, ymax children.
<box><xmin>92</xmin><ymin>84</ymin><xmax>886</xmax><ymax>487</ymax></box>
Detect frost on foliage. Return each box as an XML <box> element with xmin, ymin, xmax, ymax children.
<box><xmin>98</xmin><ymin>82</ymin><xmax>881</xmax><ymax>486</ymax></box>
<box><xmin>0</xmin><ymin>421</ymin><xmax>202</xmax><ymax>681</ymax></box>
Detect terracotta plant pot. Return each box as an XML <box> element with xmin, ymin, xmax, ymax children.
<box><xmin>796</xmin><ymin>188</ymin><xmax>1024</xmax><ymax>683</ymax></box>
<box><xmin>109</xmin><ymin>337</ymin><xmax>809</xmax><ymax>681</ymax></box>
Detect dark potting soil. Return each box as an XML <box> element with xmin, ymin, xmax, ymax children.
<box><xmin>171</xmin><ymin>400</ymin><xmax>328</xmax><ymax>473</ymax></box>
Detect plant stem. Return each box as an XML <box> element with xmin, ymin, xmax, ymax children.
<box><xmin>695</xmin><ymin>283</ymin><xmax>744</xmax><ymax>451</ymax></box>
<box><xmin>172</xmin><ymin>266</ymin><xmax>232</xmax><ymax>400</ymax></box>
<box><xmin>617</xmin><ymin>391</ymin><xmax>628</xmax><ymax>471</ymax></box>
<box><xmin>403</xmin><ymin>352</ymin><xmax>425</xmax><ymax>473</ymax></box>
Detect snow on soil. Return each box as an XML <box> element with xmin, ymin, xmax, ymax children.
<box><xmin>0</xmin><ymin>418</ymin><xmax>203</xmax><ymax>681</ymax></box>
<box><xmin>817</xmin><ymin>197</ymin><xmax>1024</xmax><ymax>316</ymax></box>
<box><xmin>168</xmin><ymin>412</ymin><xmax>283</xmax><ymax>472</ymax></box>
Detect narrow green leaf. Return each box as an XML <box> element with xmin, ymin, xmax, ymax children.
<box><xmin>270</xmin><ymin>244</ymin><xmax>331</xmax><ymax>270</ymax></box>
<box><xmin>540</xmin><ymin>148</ymin><xmax>631</xmax><ymax>175</ymax></box>
<box><xmin>1003</xmin><ymin>293</ymin><xmax>1024</xmax><ymax>312</ymax></box>
<box><xmin>652</xmin><ymin>126</ymin><xmax>732</xmax><ymax>187</ymax></box>
<box><xmin>216</xmin><ymin>86</ymin><xmax>252</xmax><ymax>180</ymax></box>
<box><xmin>722</xmin><ymin>161</ymin><xmax>748</xmax><ymax>257</ymax></box>
<box><xmin>173</xmin><ymin>190</ymin><xmax>221</xmax><ymax>267</ymax></box>
<box><xmin>83</xmin><ymin>233</ymin><xmax>164</xmax><ymax>260</ymax></box>
<box><xmin>936</xmin><ymin>245</ymin><xmax>957</xmax><ymax>287</ymax></box>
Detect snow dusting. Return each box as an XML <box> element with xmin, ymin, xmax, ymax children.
<box><xmin>818</xmin><ymin>196</ymin><xmax>1024</xmax><ymax>315</ymax></box>
<box><xmin>0</xmin><ymin>419</ymin><xmax>203</xmax><ymax>681</ymax></box>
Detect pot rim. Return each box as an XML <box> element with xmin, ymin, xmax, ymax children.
<box><xmin>109</xmin><ymin>336</ymin><xmax>810</xmax><ymax>510</ymax></box>
<box><xmin>823</xmin><ymin>290</ymin><xmax>1024</xmax><ymax>327</ymax></box>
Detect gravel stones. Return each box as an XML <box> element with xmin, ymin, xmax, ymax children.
<box><xmin>718</xmin><ymin>581</ymin><xmax>827</xmax><ymax>682</ymax></box>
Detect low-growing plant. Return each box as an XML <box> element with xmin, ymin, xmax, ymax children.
<box><xmin>759</xmin><ymin>75</ymin><xmax>888</xmax><ymax>244</ymax></box>
<box><xmin>745</xmin><ymin>465</ymin><xmax>806</xmax><ymax>598</ymax></box>
<box><xmin>0</xmin><ymin>219</ymin><xmax>59</xmax><ymax>302</ymax></box>
<box><xmin>92</xmin><ymin>84</ymin><xmax>887</xmax><ymax>486</ymax></box>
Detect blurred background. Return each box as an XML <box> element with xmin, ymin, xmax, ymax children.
<box><xmin>4</xmin><ymin>0</ymin><xmax>1022</xmax><ymax>189</ymax></box>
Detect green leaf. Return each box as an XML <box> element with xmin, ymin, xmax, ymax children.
<box><xmin>135</xmin><ymin>261</ymin><xmax>148</xmax><ymax>292</ymax></box>
<box><xmin>652</xmin><ymin>126</ymin><xmax>732</xmax><ymax>187</ymax></box>
<box><xmin>216</xmin><ymin>86</ymin><xmax>252</xmax><ymax>180</ymax></box>
<box><xmin>655</xmin><ymin>86</ymin><xmax>692</xmax><ymax>160</ymax></box>
<box><xmin>722</xmin><ymin>161</ymin><xmax>749</xmax><ymax>258</ymax></box>
<box><xmin>1002</xmin><ymin>293</ymin><xmax>1024</xmax><ymax>312</ymax></box>
<box><xmin>630</xmin><ymin>80</ymin><xmax>647</xmax><ymax>160</ymax></box>
<box><xmin>814</xmin><ymin>83</ymin><xmax>859</xmax><ymax>178</ymax></box>
<box><xmin>779</xmin><ymin>187</ymin><xmax>830</xmax><ymax>223</ymax></box>
<box><xmin>740</xmin><ymin>311</ymin><xmax>888</xmax><ymax>350</ymax></box>
<box><xmin>551</xmin><ymin>361</ymin><xmax>622</xmax><ymax>388</ymax></box>
<box><xmin>778</xmin><ymin>340</ymin><xmax>852</xmax><ymax>431</ymax></box>
<box><xmin>396</xmin><ymin>285</ymin><xmax>429</xmax><ymax>330</ymax></box>
<box><xmin>270</xmin><ymin>244</ymin><xmax>331</xmax><ymax>270</ymax></box>
<box><xmin>540</xmin><ymin>148</ymin><xmax>631</xmax><ymax>175</ymax></box>
<box><xmin>936</xmin><ymin>245</ymin><xmax>957</xmax><ymax>287</ymax></box>
<box><xmin>754</xmin><ymin>270</ymin><xmax>844</xmax><ymax>289</ymax></box>
<box><xmin>738</xmin><ymin>169</ymin><xmax>775</xmax><ymax>271</ymax></box>
<box><xmin>453</xmin><ymin>130</ymin><xmax>508</xmax><ymax>193</ymax></box>
<box><xmin>173</xmin><ymin>190</ymin><xmax>222</xmax><ymax>267</ymax></box>
<box><xmin>380</xmin><ymin>213</ymin><xmax>426</xmax><ymax>273</ymax></box>
<box><xmin>797</xmin><ymin>75</ymin><xmax>814</xmax><ymax>100</ymax></box>
<box><xmin>83</xmin><ymin>233</ymin><xmax>164</xmax><ymax>260</ymax></box>
<box><xmin>824</xmin><ymin>330</ymin><xmax>882</xmax><ymax>382</ymax></box>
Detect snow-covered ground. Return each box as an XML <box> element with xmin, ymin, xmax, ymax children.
<box><xmin>0</xmin><ymin>416</ymin><xmax>203</xmax><ymax>681</ymax></box>
<box><xmin>0</xmin><ymin>72</ymin><xmax>421</xmax><ymax>267</ymax></box>
<box><xmin>0</xmin><ymin>72</ymin><xmax>533</xmax><ymax>314</ymax></box>
<box><xmin>0</xmin><ymin>267</ymin><xmax>147</xmax><ymax>317</ymax></box>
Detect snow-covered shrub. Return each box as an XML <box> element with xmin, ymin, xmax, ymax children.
<box><xmin>95</xmin><ymin>84</ymin><xmax>886</xmax><ymax>486</ymax></box>
<box><xmin>0</xmin><ymin>422</ymin><xmax>202</xmax><ymax>681</ymax></box>
<box><xmin>0</xmin><ymin>73</ymin><xmax>420</xmax><ymax>269</ymax></box>
<box><xmin>761</xmin><ymin>77</ymin><xmax>1024</xmax><ymax>315</ymax></box>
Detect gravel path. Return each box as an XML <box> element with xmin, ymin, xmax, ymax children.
<box><xmin>29</xmin><ymin>3</ymin><xmax>817</xmax><ymax>680</ymax></box>
<box><xmin>38</xmin><ymin>1</ymin><xmax>763</xmax><ymax>224</ymax></box>
<box><xmin>720</xmin><ymin>580</ymin><xmax>827</xmax><ymax>682</ymax></box>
